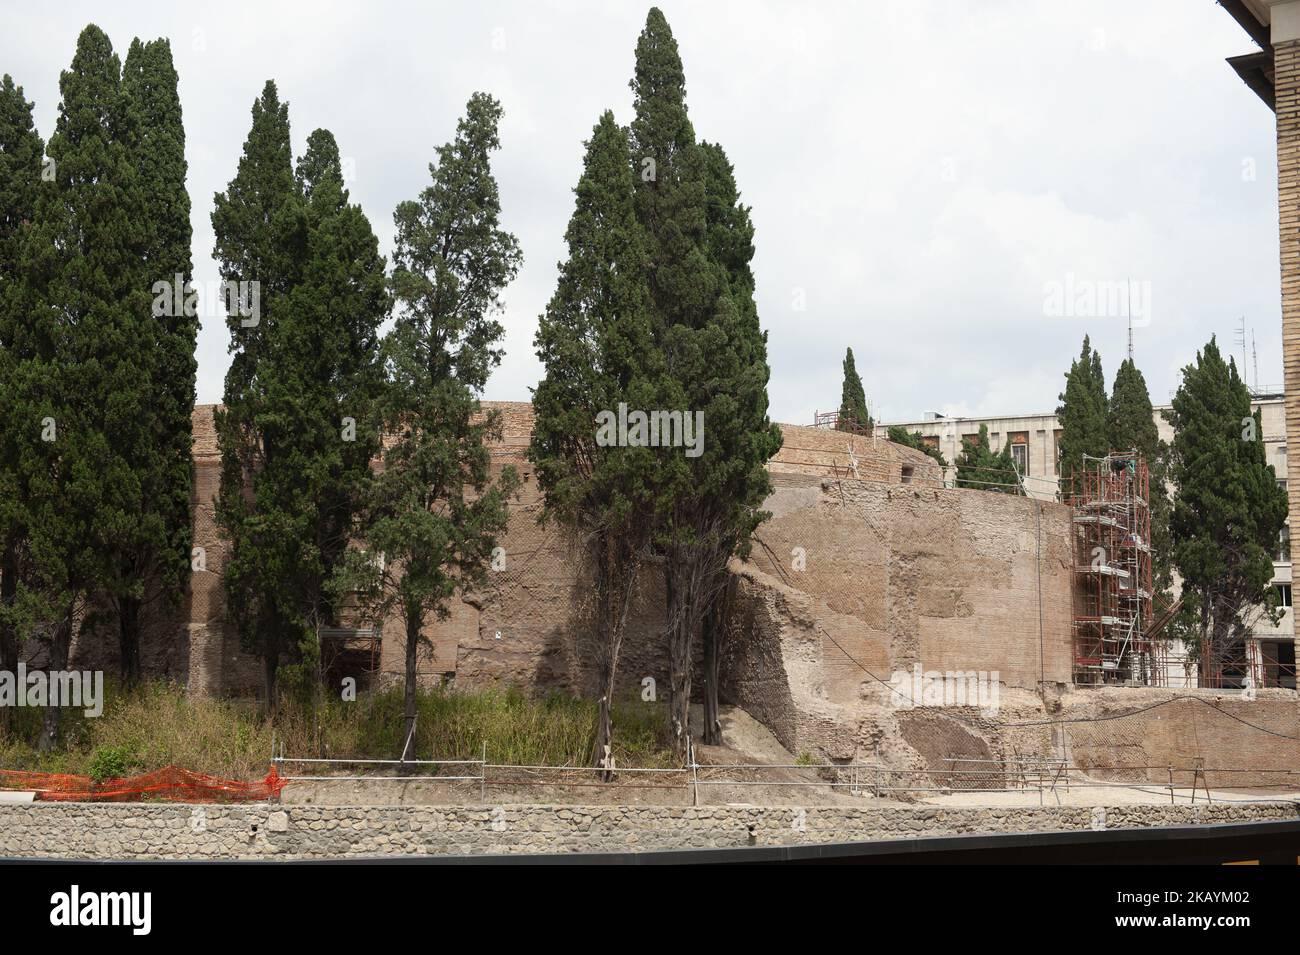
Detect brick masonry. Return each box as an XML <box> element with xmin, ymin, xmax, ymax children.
<box><xmin>0</xmin><ymin>800</ymin><xmax>1293</xmax><ymax>860</ymax></box>
<box><xmin>68</xmin><ymin>403</ymin><xmax>967</xmax><ymax>704</ymax></box>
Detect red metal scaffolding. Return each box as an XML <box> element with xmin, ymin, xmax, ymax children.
<box><xmin>1068</xmin><ymin>451</ymin><xmax>1162</xmax><ymax>685</ymax></box>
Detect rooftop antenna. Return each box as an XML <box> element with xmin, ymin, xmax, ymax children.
<box><xmin>1126</xmin><ymin>278</ymin><xmax>1134</xmax><ymax>362</ymax></box>
<box><xmin>1234</xmin><ymin>316</ymin><xmax>1247</xmax><ymax>376</ymax></box>
<box><xmin>1251</xmin><ymin>329</ymin><xmax>1259</xmax><ymax>393</ymax></box>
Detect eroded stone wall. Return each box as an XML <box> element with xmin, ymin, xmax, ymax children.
<box><xmin>67</xmin><ymin>404</ymin><xmax>948</xmax><ymax>703</ymax></box>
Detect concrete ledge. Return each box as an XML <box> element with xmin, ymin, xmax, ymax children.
<box><xmin>0</xmin><ymin>800</ymin><xmax>1295</xmax><ymax>860</ymax></box>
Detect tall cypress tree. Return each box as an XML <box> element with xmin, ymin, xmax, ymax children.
<box><xmin>629</xmin><ymin>7</ymin><xmax>719</xmax><ymax>751</ymax></box>
<box><xmin>340</xmin><ymin>94</ymin><xmax>521</xmax><ymax>753</ymax></box>
<box><xmin>0</xmin><ymin>74</ymin><xmax>45</xmax><ymax>722</ymax></box>
<box><xmin>626</xmin><ymin>10</ymin><xmax>783</xmax><ymax>752</ymax></box>
<box><xmin>530</xmin><ymin>111</ymin><xmax>662</xmax><ymax>769</ymax></box>
<box><xmin>837</xmin><ymin>347</ymin><xmax>870</xmax><ymax>432</ymax></box>
<box><xmin>695</xmin><ymin>139</ymin><xmax>782</xmax><ymax>745</ymax></box>
<box><xmin>107</xmin><ymin>37</ymin><xmax>195</xmax><ymax>685</ymax></box>
<box><xmin>17</xmin><ymin>25</ymin><xmax>151</xmax><ymax>747</ymax></box>
<box><xmin>1166</xmin><ymin>337</ymin><xmax>1287</xmax><ymax>684</ymax></box>
<box><xmin>1056</xmin><ymin>335</ymin><xmax>1109</xmax><ymax>494</ymax></box>
<box><xmin>214</xmin><ymin>88</ymin><xmax>388</xmax><ymax>708</ymax></box>
<box><xmin>1108</xmin><ymin>358</ymin><xmax>1173</xmax><ymax>603</ymax></box>
<box><xmin>211</xmin><ymin>80</ymin><xmax>307</xmax><ymax>708</ymax></box>
<box><xmin>288</xmin><ymin>127</ymin><xmax>388</xmax><ymax>687</ymax></box>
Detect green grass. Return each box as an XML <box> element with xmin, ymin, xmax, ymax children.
<box><xmin>0</xmin><ymin>681</ymin><xmax>676</xmax><ymax>779</ymax></box>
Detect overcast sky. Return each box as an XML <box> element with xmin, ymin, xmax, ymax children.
<box><xmin>3</xmin><ymin>0</ymin><xmax>1281</xmax><ymax>425</ymax></box>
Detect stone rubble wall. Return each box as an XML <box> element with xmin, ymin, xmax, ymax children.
<box><xmin>1</xmin><ymin>800</ymin><xmax>1293</xmax><ymax>860</ymax></box>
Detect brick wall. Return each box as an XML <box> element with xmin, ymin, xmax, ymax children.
<box><xmin>1278</xmin><ymin>39</ymin><xmax>1300</xmax><ymax>563</ymax></box>
<box><xmin>67</xmin><ymin>404</ymin><xmax>1063</xmax><ymax>718</ymax></box>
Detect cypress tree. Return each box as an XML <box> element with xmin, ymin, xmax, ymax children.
<box><xmin>283</xmin><ymin>127</ymin><xmax>388</xmax><ymax>691</ymax></box>
<box><xmin>694</xmin><ymin>139</ymin><xmax>782</xmax><ymax>746</ymax></box>
<box><xmin>1056</xmin><ymin>335</ymin><xmax>1109</xmax><ymax>494</ymax></box>
<box><xmin>0</xmin><ymin>73</ymin><xmax>45</xmax><ymax>723</ymax></box>
<box><xmin>628</xmin><ymin>7</ymin><xmax>717</xmax><ymax>751</ymax></box>
<box><xmin>529</xmin><ymin>111</ymin><xmax>662</xmax><ymax>769</ymax></box>
<box><xmin>211</xmin><ymin>80</ymin><xmax>308</xmax><ymax>708</ymax></box>
<box><xmin>108</xmin><ymin>37</ymin><xmax>195</xmax><ymax>686</ymax></box>
<box><xmin>837</xmin><ymin>347</ymin><xmax>870</xmax><ymax>432</ymax></box>
<box><xmin>342</xmin><ymin>94</ymin><xmax>521</xmax><ymax>754</ymax></box>
<box><xmin>1166</xmin><ymin>337</ymin><xmax>1287</xmax><ymax>684</ymax></box>
<box><xmin>1108</xmin><ymin>358</ymin><xmax>1173</xmax><ymax>602</ymax></box>
<box><xmin>214</xmin><ymin>88</ymin><xmax>388</xmax><ymax>709</ymax></box>
<box><xmin>17</xmin><ymin>25</ymin><xmax>151</xmax><ymax>747</ymax></box>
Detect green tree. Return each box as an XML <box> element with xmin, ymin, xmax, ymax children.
<box><xmin>955</xmin><ymin>424</ymin><xmax>1019</xmax><ymax>494</ymax></box>
<box><xmin>530</xmin><ymin>111</ymin><xmax>663</xmax><ymax>769</ymax></box>
<box><xmin>0</xmin><ymin>73</ymin><xmax>45</xmax><ymax>725</ymax></box>
<box><xmin>694</xmin><ymin>139</ymin><xmax>782</xmax><ymax>745</ymax></box>
<box><xmin>629</xmin><ymin>8</ymin><xmax>783</xmax><ymax>753</ymax></box>
<box><xmin>341</xmin><ymin>94</ymin><xmax>521</xmax><ymax>755</ymax></box>
<box><xmin>1166</xmin><ymin>337</ymin><xmax>1287</xmax><ymax>685</ymax></box>
<box><xmin>212</xmin><ymin>80</ymin><xmax>302</xmax><ymax>708</ymax></box>
<box><xmin>281</xmin><ymin>127</ymin><xmax>388</xmax><ymax>692</ymax></box>
<box><xmin>837</xmin><ymin>347</ymin><xmax>870</xmax><ymax>432</ymax></box>
<box><xmin>629</xmin><ymin>7</ymin><xmax>716</xmax><ymax>752</ymax></box>
<box><xmin>106</xmin><ymin>37</ymin><xmax>195</xmax><ymax>686</ymax></box>
<box><xmin>16</xmin><ymin>25</ymin><xmax>152</xmax><ymax>747</ymax></box>
<box><xmin>887</xmin><ymin>425</ymin><xmax>948</xmax><ymax>467</ymax></box>
<box><xmin>1056</xmin><ymin>335</ymin><xmax>1109</xmax><ymax>494</ymax></box>
<box><xmin>214</xmin><ymin>94</ymin><xmax>387</xmax><ymax>710</ymax></box>
<box><xmin>1108</xmin><ymin>358</ymin><xmax>1173</xmax><ymax>603</ymax></box>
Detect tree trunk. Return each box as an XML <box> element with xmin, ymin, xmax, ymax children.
<box><xmin>1198</xmin><ymin>592</ymin><xmax>1212</xmax><ymax>686</ymax></box>
<box><xmin>0</xmin><ymin>542</ymin><xmax>18</xmax><ymax>734</ymax></box>
<box><xmin>666</xmin><ymin>561</ymin><xmax>694</xmax><ymax>760</ymax></box>
<box><xmin>38</xmin><ymin>603</ymin><xmax>74</xmax><ymax>753</ymax></box>
<box><xmin>118</xmin><ymin>596</ymin><xmax>141</xmax><ymax>688</ymax></box>
<box><xmin>592</xmin><ymin>540</ymin><xmax>641</xmax><ymax>779</ymax></box>
<box><xmin>401</xmin><ymin>603</ymin><xmax>420</xmax><ymax>775</ymax></box>
<box><xmin>592</xmin><ymin>554</ymin><xmax>616</xmax><ymax>777</ymax></box>
<box><xmin>701</xmin><ymin>574</ymin><xmax>733</xmax><ymax>747</ymax></box>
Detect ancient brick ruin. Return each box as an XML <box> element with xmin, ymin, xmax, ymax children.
<box><xmin>64</xmin><ymin>402</ymin><xmax>1300</xmax><ymax>786</ymax></box>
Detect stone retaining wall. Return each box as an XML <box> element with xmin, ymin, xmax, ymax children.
<box><xmin>1</xmin><ymin>801</ymin><xmax>1294</xmax><ymax>860</ymax></box>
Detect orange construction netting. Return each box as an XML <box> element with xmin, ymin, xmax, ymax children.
<box><xmin>0</xmin><ymin>764</ymin><xmax>285</xmax><ymax>802</ymax></box>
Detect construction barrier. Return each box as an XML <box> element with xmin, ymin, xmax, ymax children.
<box><xmin>0</xmin><ymin>764</ymin><xmax>285</xmax><ymax>802</ymax></box>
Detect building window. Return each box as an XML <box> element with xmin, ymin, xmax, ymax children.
<box><xmin>1008</xmin><ymin>431</ymin><xmax>1029</xmax><ymax>474</ymax></box>
<box><xmin>921</xmin><ymin>435</ymin><xmax>939</xmax><ymax>451</ymax></box>
<box><xmin>1275</xmin><ymin>583</ymin><xmax>1292</xmax><ymax>608</ymax></box>
<box><xmin>1279</xmin><ymin>526</ymin><xmax>1292</xmax><ymax>564</ymax></box>
<box><xmin>900</xmin><ymin>465</ymin><xmax>914</xmax><ymax>484</ymax></box>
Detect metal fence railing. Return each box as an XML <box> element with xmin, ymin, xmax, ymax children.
<box><xmin>270</xmin><ymin>746</ymin><xmax>1300</xmax><ymax>808</ymax></box>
